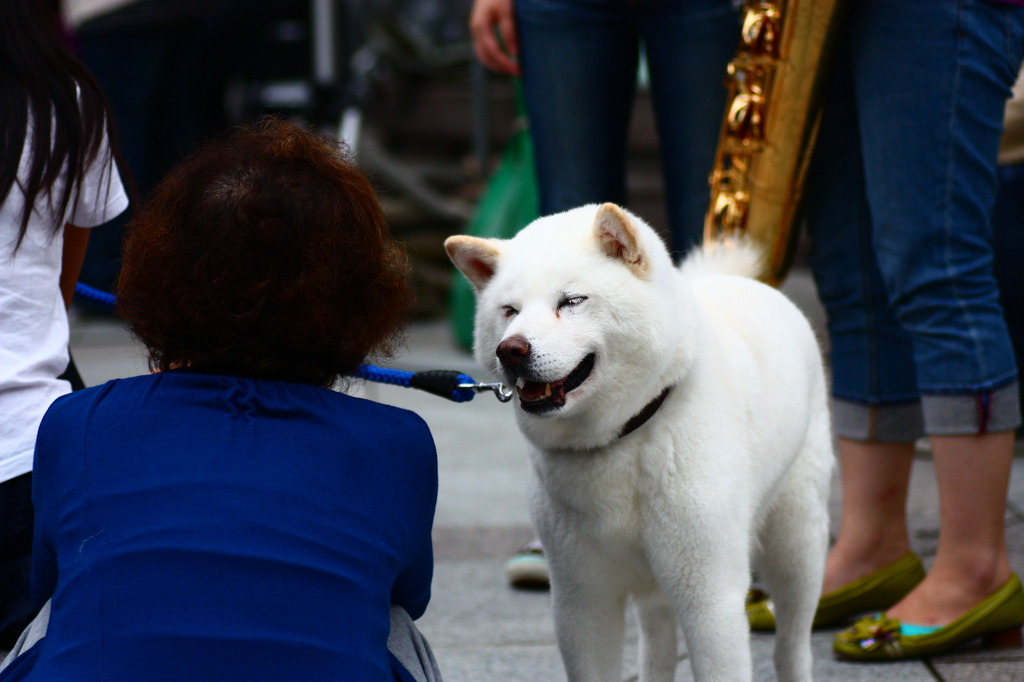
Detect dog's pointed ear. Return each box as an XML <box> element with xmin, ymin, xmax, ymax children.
<box><xmin>593</xmin><ymin>203</ymin><xmax>648</xmax><ymax>276</ymax></box>
<box><xmin>445</xmin><ymin>235</ymin><xmax>504</xmax><ymax>290</ymax></box>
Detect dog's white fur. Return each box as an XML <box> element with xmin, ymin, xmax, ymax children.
<box><xmin>445</xmin><ymin>204</ymin><xmax>833</xmax><ymax>682</ymax></box>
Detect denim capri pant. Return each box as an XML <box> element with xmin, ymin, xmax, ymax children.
<box><xmin>806</xmin><ymin>0</ymin><xmax>1024</xmax><ymax>441</ymax></box>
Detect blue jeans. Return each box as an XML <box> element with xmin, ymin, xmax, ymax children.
<box><xmin>514</xmin><ymin>0</ymin><xmax>739</xmax><ymax>259</ymax></box>
<box><xmin>806</xmin><ymin>0</ymin><xmax>1024</xmax><ymax>441</ymax></box>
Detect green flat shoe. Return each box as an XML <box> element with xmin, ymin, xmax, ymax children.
<box><xmin>746</xmin><ymin>588</ymin><xmax>777</xmax><ymax>631</ymax></box>
<box><xmin>747</xmin><ymin>551</ymin><xmax>925</xmax><ymax>631</ymax></box>
<box><xmin>833</xmin><ymin>573</ymin><xmax>1024</xmax><ymax>661</ymax></box>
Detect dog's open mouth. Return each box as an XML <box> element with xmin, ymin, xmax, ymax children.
<box><xmin>516</xmin><ymin>353</ymin><xmax>595</xmax><ymax>414</ymax></box>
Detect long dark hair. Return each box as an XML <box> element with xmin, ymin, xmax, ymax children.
<box><xmin>0</xmin><ymin>0</ymin><xmax>123</xmax><ymax>251</ymax></box>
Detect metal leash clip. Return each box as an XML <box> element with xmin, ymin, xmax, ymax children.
<box><xmin>457</xmin><ymin>380</ymin><xmax>515</xmax><ymax>403</ymax></box>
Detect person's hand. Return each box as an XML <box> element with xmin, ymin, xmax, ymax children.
<box><xmin>469</xmin><ymin>0</ymin><xmax>520</xmax><ymax>76</ymax></box>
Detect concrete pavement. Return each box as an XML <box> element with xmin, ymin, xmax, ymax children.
<box><xmin>56</xmin><ymin>267</ymin><xmax>1024</xmax><ymax>681</ymax></box>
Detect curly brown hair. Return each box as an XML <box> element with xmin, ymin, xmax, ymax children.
<box><xmin>116</xmin><ymin>117</ymin><xmax>413</xmax><ymax>387</ymax></box>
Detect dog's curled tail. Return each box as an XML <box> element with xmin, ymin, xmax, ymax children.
<box><xmin>680</xmin><ymin>237</ymin><xmax>767</xmax><ymax>281</ymax></box>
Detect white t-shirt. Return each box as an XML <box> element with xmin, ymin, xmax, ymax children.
<box><xmin>0</xmin><ymin>120</ymin><xmax>129</xmax><ymax>482</ymax></box>
<box><xmin>63</xmin><ymin>0</ymin><xmax>138</xmax><ymax>27</ymax></box>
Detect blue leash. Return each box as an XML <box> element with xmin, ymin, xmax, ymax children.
<box><xmin>74</xmin><ymin>281</ymin><xmax>117</xmax><ymax>308</ymax></box>
<box><xmin>74</xmin><ymin>282</ymin><xmax>512</xmax><ymax>403</ymax></box>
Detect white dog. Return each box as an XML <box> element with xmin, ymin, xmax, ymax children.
<box><xmin>445</xmin><ymin>203</ymin><xmax>833</xmax><ymax>682</ymax></box>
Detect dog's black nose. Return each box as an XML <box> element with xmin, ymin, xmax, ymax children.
<box><xmin>496</xmin><ymin>335</ymin><xmax>530</xmax><ymax>370</ymax></box>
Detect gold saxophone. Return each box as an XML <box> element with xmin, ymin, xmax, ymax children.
<box><xmin>704</xmin><ymin>0</ymin><xmax>849</xmax><ymax>285</ymax></box>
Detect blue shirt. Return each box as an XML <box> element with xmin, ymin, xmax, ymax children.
<box><xmin>1</xmin><ymin>371</ymin><xmax>437</xmax><ymax>681</ymax></box>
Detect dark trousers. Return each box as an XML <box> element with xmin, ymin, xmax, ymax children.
<box><xmin>0</xmin><ymin>356</ymin><xmax>83</xmax><ymax>650</ymax></box>
<box><xmin>0</xmin><ymin>473</ymin><xmax>34</xmax><ymax>651</ymax></box>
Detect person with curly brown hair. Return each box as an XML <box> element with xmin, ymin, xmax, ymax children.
<box><xmin>0</xmin><ymin>118</ymin><xmax>443</xmax><ymax>682</ymax></box>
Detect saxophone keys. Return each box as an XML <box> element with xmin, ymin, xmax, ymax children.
<box><xmin>727</xmin><ymin>92</ymin><xmax>766</xmax><ymax>143</ymax></box>
<box><xmin>741</xmin><ymin>2</ymin><xmax>783</xmax><ymax>58</ymax></box>
<box><xmin>710</xmin><ymin>189</ymin><xmax>750</xmax><ymax>234</ymax></box>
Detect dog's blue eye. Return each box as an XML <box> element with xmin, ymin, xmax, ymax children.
<box><xmin>502</xmin><ymin>305</ymin><xmax>519</xmax><ymax>318</ymax></box>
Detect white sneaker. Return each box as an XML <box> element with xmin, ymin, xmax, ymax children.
<box><xmin>505</xmin><ymin>538</ymin><xmax>550</xmax><ymax>590</ymax></box>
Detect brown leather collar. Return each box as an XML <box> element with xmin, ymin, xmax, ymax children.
<box><xmin>617</xmin><ymin>386</ymin><xmax>672</xmax><ymax>439</ymax></box>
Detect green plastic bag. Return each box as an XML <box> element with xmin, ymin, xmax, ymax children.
<box><xmin>449</xmin><ymin>85</ymin><xmax>539</xmax><ymax>351</ymax></box>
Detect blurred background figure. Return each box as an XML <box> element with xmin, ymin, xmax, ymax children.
<box><xmin>66</xmin><ymin>0</ymin><xmax>491</xmax><ymax>315</ymax></box>
<box><xmin>67</xmin><ymin>0</ymin><xmax>219</xmax><ymax>294</ymax></box>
